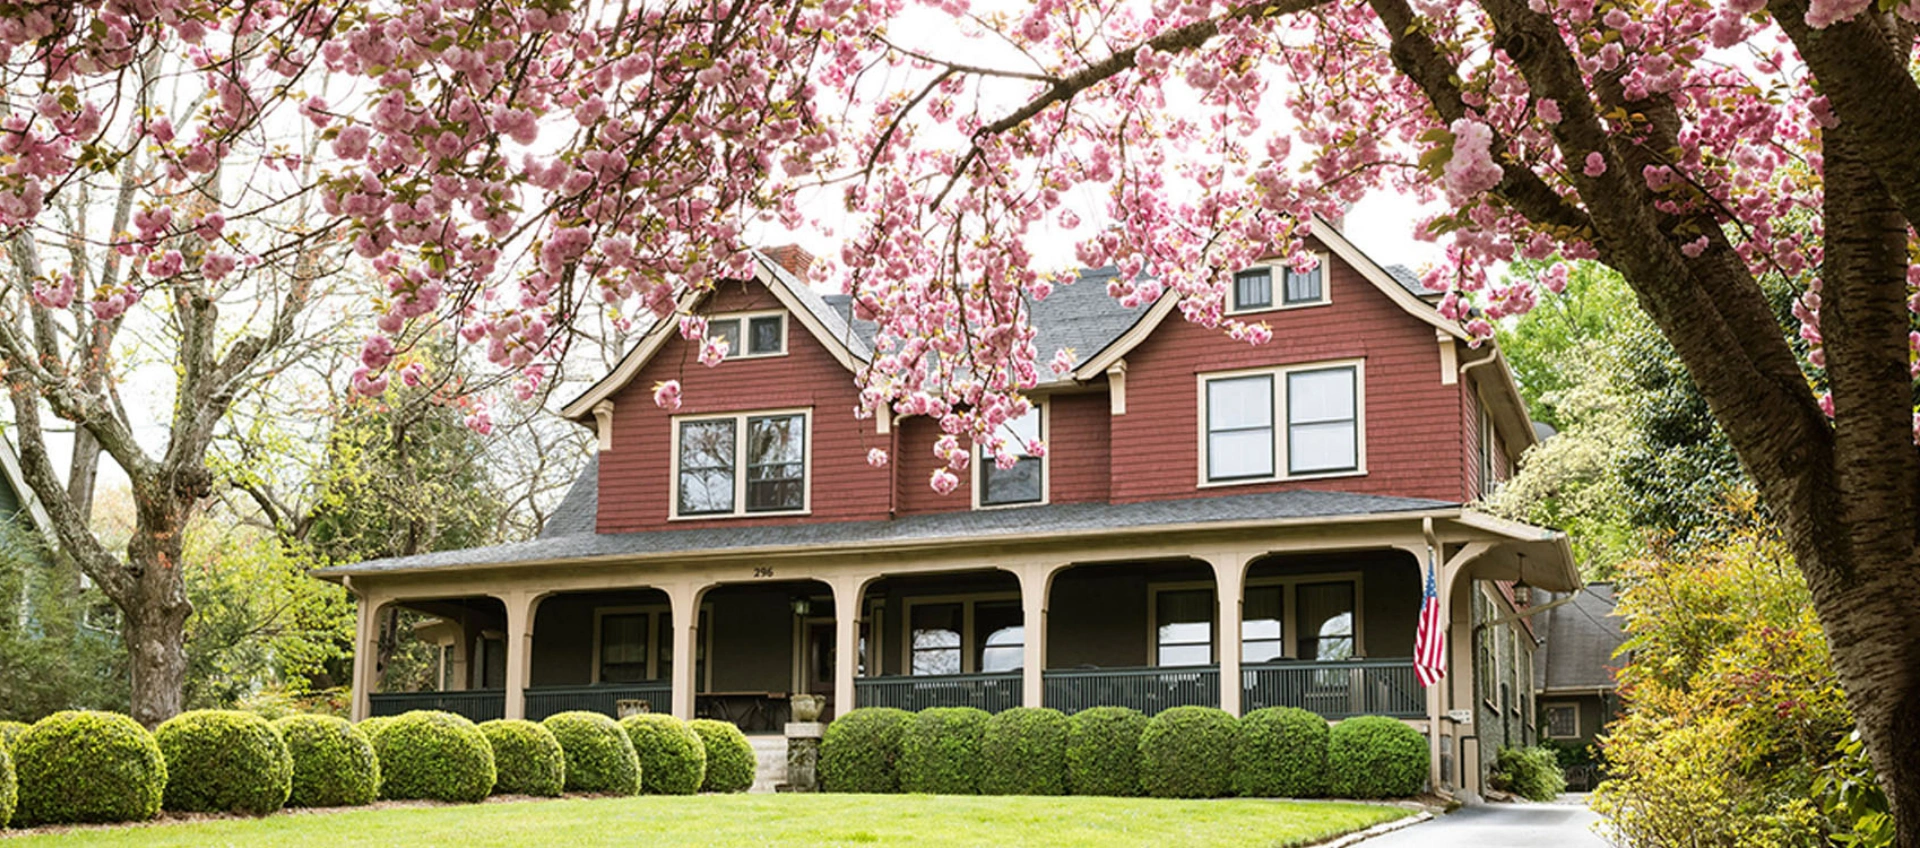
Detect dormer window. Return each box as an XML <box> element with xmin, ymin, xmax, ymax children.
<box><xmin>1228</xmin><ymin>257</ymin><xmax>1330</xmax><ymax>314</ymax></box>
<box><xmin>708</xmin><ymin>311</ymin><xmax>787</xmax><ymax>359</ymax></box>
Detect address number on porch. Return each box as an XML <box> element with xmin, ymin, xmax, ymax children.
<box><xmin>754</xmin><ymin>567</ymin><xmax>774</xmax><ymax>578</ymax></box>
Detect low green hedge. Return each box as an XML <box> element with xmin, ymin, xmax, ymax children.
<box><xmin>900</xmin><ymin>707</ymin><xmax>990</xmax><ymax>795</ymax></box>
<box><xmin>371</xmin><ymin>711</ymin><xmax>496</xmax><ymax>803</ymax></box>
<box><xmin>620</xmin><ymin>714</ymin><xmax>706</xmax><ymax>795</ymax></box>
<box><xmin>480</xmin><ymin>720</ymin><xmax>566</xmax><ymax>797</ymax></box>
<box><xmin>1232</xmin><ymin>706</ymin><xmax>1329</xmax><ymax>798</ymax></box>
<box><xmin>1326</xmin><ymin>716</ymin><xmax>1428</xmax><ymax>798</ymax></box>
<box><xmin>1066</xmin><ymin>706</ymin><xmax>1148</xmax><ymax>797</ymax></box>
<box><xmin>543</xmin><ymin>711</ymin><xmax>641</xmax><ymax>795</ymax></box>
<box><xmin>980</xmin><ymin>707</ymin><xmax>1070</xmax><ymax>796</ymax></box>
<box><xmin>1139</xmin><ymin>706</ymin><xmax>1237</xmax><ymax>799</ymax></box>
<box><xmin>13</xmin><ymin>710</ymin><xmax>167</xmax><ymax>825</ymax></box>
<box><xmin>689</xmin><ymin>719</ymin><xmax>755</xmax><ymax>793</ymax></box>
<box><xmin>820</xmin><ymin>707</ymin><xmax>912</xmax><ymax>793</ymax></box>
<box><xmin>0</xmin><ymin>742</ymin><xmax>14</xmax><ymax>830</ymax></box>
<box><xmin>273</xmin><ymin>715</ymin><xmax>380</xmax><ymax>807</ymax></box>
<box><xmin>155</xmin><ymin>710</ymin><xmax>294</xmax><ymax>815</ymax></box>
<box><xmin>0</xmin><ymin>720</ymin><xmax>28</xmax><ymax>754</ymax></box>
<box><xmin>1491</xmin><ymin>745</ymin><xmax>1566</xmax><ymax>801</ymax></box>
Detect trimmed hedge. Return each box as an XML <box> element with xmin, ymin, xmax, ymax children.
<box><xmin>1139</xmin><ymin>706</ymin><xmax>1237</xmax><ymax>799</ymax></box>
<box><xmin>1231</xmin><ymin>706</ymin><xmax>1329</xmax><ymax>798</ymax></box>
<box><xmin>480</xmin><ymin>720</ymin><xmax>566</xmax><ymax>797</ymax></box>
<box><xmin>273</xmin><ymin>715</ymin><xmax>380</xmax><ymax>808</ymax></box>
<box><xmin>372</xmin><ymin>710</ymin><xmax>497</xmax><ymax>803</ymax></box>
<box><xmin>1066</xmin><ymin>706</ymin><xmax>1148</xmax><ymax>797</ymax></box>
<box><xmin>620</xmin><ymin>714</ymin><xmax>706</xmax><ymax>795</ymax></box>
<box><xmin>900</xmin><ymin>707</ymin><xmax>990</xmax><ymax>795</ymax></box>
<box><xmin>0</xmin><ymin>742</ymin><xmax>13</xmax><ymax>830</ymax></box>
<box><xmin>980</xmin><ymin>707</ymin><xmax>1070</xmax><ymax>796</ymax></box>
<box><xmin>0</xmin><ymin>720</ymin><xmax>27</xmax><ymax>753</ymax></box>
<box><xmin>543</xmin><ymin>711</ymin><xmax>641</xmax><ymax>795</ymax></box>
<box><xmin>357</xmin><ymin>715</ymin><xmax>396</xmax><ymax>744</ymax></box>
<box><xmin>1491</xmin><ymin>745</ymin><xmax>1566</xmax><ymax>801</ymax></box>
<box><xmin>1326</xmin><ymin>716</ymin><xmax>1428</xmax><ymax>799</ymax></box>
<box><xmin>689</xmin><ymin>719</ymin><xmax>755</xmax><ymax>793</ymax></box>
<box><xmin>820</xmin><ymin>707</ymin><xmax>912</xmax><ymax>793</ymax></box>
<box><xmin>155</xmin><ymin>710</ymin><xmax>294</xmax><ymax>815</ymax></box>
<box><xmin>13</xmin><ymin>710</ymin><xmax>167</xmax><ymax>825</ymax></box>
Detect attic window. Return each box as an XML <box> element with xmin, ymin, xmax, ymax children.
<box><xmin>1228</xmin><ymin>256</ymin><xmax>1330</xmax><ymax>314</ymax></box>
<box><xmin>1232</xmin><ymin>269</ymin><xmax>1272</xmax><ymax>312</ymax></box>
<box><xmin>708</xmin><ymin>312</ymin><xmax>786</xmax><ymax>359</ymax></box>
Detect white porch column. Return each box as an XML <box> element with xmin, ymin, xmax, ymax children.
<box><xmin>349</xmin><ymin>593</ymin><xmax>381</xmax><ymax>721</ymax></box>
<box><xmin>666</xmin><ymin>582</ymin><xmax>706</xmax><ymax>720</ymax></box>
<box><xmin>827</xmin><ymin>575</ymin><xmax>867</xmax><ymax>718</ymax></box>
<box><xmin>500</xmin><ymin>591</ymin><xmax>539</xmax><ymax>721</ymax></box>
<box><xmin>1011</xmin><ymin>563</ymin><xmax>1058</xmax><ymax>710</ymax></box>
<box><xmin>1209</xmin><ymin>553</ymin><xmax>1250</xmax><ymax>716</ymax></box>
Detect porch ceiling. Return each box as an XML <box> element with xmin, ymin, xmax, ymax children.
<box><xmin>1452</xmin><ymin>511</ymin><xmax>1583</xmax><ymax>593</ymax></box>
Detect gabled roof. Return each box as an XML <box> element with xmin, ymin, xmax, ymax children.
<box><xmin>0</xmin><ymin>430</ymin><xmax>55</xmax><ymax>549</ymax></box>
<box><xmin>1534</xmin><ymin>582</ymin><xmax>1627</xmax><ymax>693</ymax></box>
<box><xmin>558</xmin><ymin>252</ymin><xmax>871</xmax><ymax>421</ymax></box>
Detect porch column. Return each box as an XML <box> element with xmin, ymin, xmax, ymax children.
<box><xmin>827</xmin><ymin>575</ymin><xmax>867</xmax><ymax>717</ymax></box>
<box><xmin>1209</xmin><ymin>552</ymin><xmax>1251</xmax><ymax>716</ymax></box>
<box><xmin>1010</xmin><ymin>563</ymin><xmax>1058</xmax><ymax>709</ymax></box>
<box><xmin>349</xmin><ymin>593</ymin><xmax>381</xmax><ymax>721</ymax></box>
<box><xmin>499</xmin><ymin>590</ymin><xmax>539</xmax><ymax>721</ymax></box>
<box><xmin>666</xmin><ymin>582</ymin><xmax>706</xmax><ymax>720</ymax></box>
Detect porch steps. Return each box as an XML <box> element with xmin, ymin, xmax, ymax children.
<box><xmin>748</xmin><ymin>734</ymin><xmax>787</xmax><ymax>793</ymax></box>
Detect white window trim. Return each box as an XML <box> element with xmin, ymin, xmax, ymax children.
<box><xmin>971</xmin><ymin>398</ymin><xmax>1051</xmax><ymax>510</ymax></box>
<box><xmin>590</xmin><ymin>604</ymin><xmax>714</xmax><ymax>691</ymax></box>
<box><xmin>1147</xmin><ymin>573</ymin><xmax>1368</xmax><ymax>667</ymax></box>
<box><xmin>1196</xmin><ymin>358</ymin><xmax>1368</xmax><ymax>488</ymax></box>
<box><xmin>900</xmin><ymin>592</ymin><xmax>1022</xmax><ymax>676</ymax></box>
<box><xmin>707</xmin><ymin>309</ymin><xmax>790</xmax><ymax>360</ymax></box>
<box><xmin>669</xmin><ymin>407</ymin><xmax>813</xmax><ymax>520</ymax></box>
<box><xmin>1226</xmin><ymin>253</ymin><xmax>1332</xmax><ymax>316</ymax></box>
<box><xmin>1544</xmin><ymin>701</ymin><xmax>1581</xmax><ymax>739</ymax></box>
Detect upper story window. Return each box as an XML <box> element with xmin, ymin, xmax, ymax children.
<box><xmin>1228</xmin><ymin>257</ymin><xmax>1329</xmax><ymax>314</ymax></box>
<box><xmin>673</xmin><ymin>409</ymin><xmax>809</xmax><ymax>518</ymax></box>
<box><xmin>976</xmin><ymin>404</ymin><xmax>1045</xmax><ymax>508</ymax></box>
<box><xmin>708</xmin><ymin>311</ymin><xmax>787</xmax><ymax>359</ymax></box>
<box><xmin>1200</xmin><ymin>360</ymin><xmax>1364</xmax><ymax>485</ymax></box>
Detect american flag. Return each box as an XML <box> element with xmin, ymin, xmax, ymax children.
<box><xmin>1414</xmin><ymin>555</ymin><xmax>1446</xmax><ymax>688</ymax></box>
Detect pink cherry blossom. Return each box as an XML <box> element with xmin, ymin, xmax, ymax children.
<box><xmin>652</xmin><ymin>380</ymin><xmax>684</xmax><ymax>412</ymax></box>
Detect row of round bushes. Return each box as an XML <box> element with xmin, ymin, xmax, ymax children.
<box><xmin>820</xmin><ymin>705</ymin><xmax>1428</xmax><ymax>799</ymax></box>
<box><xmin>0</xmin><ymin>708</ymin><xmax>758</xmax><ymax>828</ymax></box>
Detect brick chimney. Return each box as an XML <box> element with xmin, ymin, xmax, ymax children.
<box><xmin>764</xmin><ymin>244</ymin><xmax>816</xmax><ymax>279</ymax></box>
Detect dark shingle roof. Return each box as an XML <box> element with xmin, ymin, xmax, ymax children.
<box><xmin>322</xmin><ymin>486</ymin><xmax>1454</xmax><ymax>577</ymax></box>
<box><xmin>1535</xmin><ymin>583</ymin><xmax>1627</xmax><ymax>692</ymax></box>
<box><xmin>537</xmin><ymin>453</ymin><xmax>599</xmax><ymax>539</ymax></box>
<box><xmin>1383</xmin><ymin>263</ymin><xmax>1438</xmax><ymax>297</ymax></box>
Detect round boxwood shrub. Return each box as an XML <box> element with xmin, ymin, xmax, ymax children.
<box><xmin>13</xmin><ymin>710</ymin><xmax>167</xmax><ymax>825</ymax></box>
<box><xmin>979</xmin><ymin>707</ymin><xmax>1070</xmax><ymax>796</ymax></box>
<box><xmin>689</xmin><ymin>718</ymin><xmax>756</xmax><ymax>793</ymax></box>
<box><xmin>358</xmin><ymin>715</ymin><xmax>396</xmax><ymax>744</ymax></box>
<box><xmin>479</xmin><ymin>720</ymin><xmax>566</xmax><ymax>797</ymax></box>
<box><xmin>273</xmin><ymin>714</ymin><xmax>380</xmax><ymax>808</ymax></box>
<box><xmin>820</xmin><ymin>707</ymin><xmax>912</xmax><ymax>793</ymax></box>
<box><xmin>1066</xmin><ymin>706</ymin><xmax>1148</xmax><ymax>797</ymax></box>
<box><xmin>155</xmin><ymin>710</ymin><xmax>294</xmax><ymax>815</ymax></box>
<box><xmin>1139</xmin><ymin>705</ymin><xmax>1237</xmax><ymax>799</ymax></box>
<box><xmin>543</xmin><ymin>711</ymin><xmax>641</xmax><ymax>795</ymax></box>
<box><xmin>620</xmin><ymin>714</ymin><xmax>706</xmax><ymax>795</ymax></box>
<box><xmin>1326</xmin><ymin>715</ymin><xmax>1429</xmax><ymax>799</ymax></box>
<box><xmin>372</xmin><ymin>710</ymin><xmax>496</xmax><ymax>803</ymax></box>
<box><xmin>0</xmin><ymin>720</ymin><xmax>28</xmax><ymax>754</ymax></box>
<box><xmin>1490</xmin><ymin>745</ymin><xmax>1566</xmax><ymax>801</ymax></box>
<box><xmin>900</xmin><ymin>706</ymin><xmax>991</xmax><ymax>795</ymax></box>
<box><xmin>1231</xmin><ymin>706</ymin><xmax>1329</xmax><ymax>798</ymax></box>
<box><xmin>0</xmin><ymin>742</ymin><xmax>14</xmax><ymax>830</ymax></box>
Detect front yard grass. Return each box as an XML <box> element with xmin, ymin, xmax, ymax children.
<box><xmin>5</xmin><ymin>792</ymin><xmax>1410</xmax><ymax>847</ymax></box>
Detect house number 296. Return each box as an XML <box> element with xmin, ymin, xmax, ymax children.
<box><xmin>753</xmin><ymin>567</ymin><xmax>774</xmax><ymax>578</ymax></box>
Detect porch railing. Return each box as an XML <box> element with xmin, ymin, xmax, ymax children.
<box><xmin>1241</xmin><ymin>659</ymin><xmax>1423</xmax><ymax>718</ymax></box>
<box><xmin>856</xmin><ymin>673</ymin><xmax>1022</xmax><ymax>713</ymax></box>
<box><xmin>524</xmin><ymin>683</ymin><xmax>673</xmax><ymax>721</ymax></box>
<box><xmin>368</xmin><ymin>689</ymin><xmax>505</xmax><ymax>722</ymax></box>
<box><xmin>1042</xmin><ymin>666</ymin><xmax>1220</xmax><ymax>716</ymax></box>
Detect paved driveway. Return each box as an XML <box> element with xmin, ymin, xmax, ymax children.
<box><xmin>1361</xmin><ymin>796</ymin><xmax>1611</xmax><ymax>847</ymax></box>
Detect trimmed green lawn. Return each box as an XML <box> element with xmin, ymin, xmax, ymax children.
<box><xmin>5</xmin><ymin>793</ymin><xmax>1409</xmax><ymax>847</ymax></box>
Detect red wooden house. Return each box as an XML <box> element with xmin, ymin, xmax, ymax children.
<box><xmin>317</xmin><ymin>219</ymin><xmax>1578</xmax><ymax>797</ymax></box>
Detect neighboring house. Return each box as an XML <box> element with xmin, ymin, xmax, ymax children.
<box><xmin>314</xmin><ymin>218</ymin><xmax>1580</xmax><ymax>798</ymax></box>
<box><xmin>0</xmin><ymin>431</ymin><xmax>59</xmax><ymax>628</ymax></box>
<box><xmin>1533</xmin><ymin>582</ymin><xmax>1626</xmax><ymax>788</ymax></box>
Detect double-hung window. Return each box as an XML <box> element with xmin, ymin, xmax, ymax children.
<box><xmin>1201</xmin><ymin>361</ymin><xmax>1362</xmax><ymax>484</ymax></box>
<box><xmin>706</xmin><ymin>312</ymin><xmax>786</xmax><ymax>359</ymax></box>
<box><xmin>978</xmin><ymin>405</ymin><xmax>1045</xmax><ymax>507</ymax></box>
<box><xmin>674</xmin><ymin>410</ymin><xmax>809</xmax><ymax>517</ymax></box>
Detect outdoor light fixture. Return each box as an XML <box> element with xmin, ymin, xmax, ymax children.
<box><xmin>790</xmin><ymin>597</ymin><xmax>812</xmax><ymax>617</ymax></box>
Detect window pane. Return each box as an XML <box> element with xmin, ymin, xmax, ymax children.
<box><xmin>982</xmin><ymin>407</ymin><xmax>1044</xmax><ymax>505</ymax></box>
<box><xmin>1209</xmin><ymin>376</ymin><xmax>1273</xmax><ymax>430</ymax></box>
<box><xmin>976</xmin><ymin>602</ymin><xmax>1023</xmax><ymax>672</ymax></box>
<box><xmin>600</xmin><ymin>613</ymin><xmax>649</xmax><ymax>683</ymax></box>
<box><xmin>678</xmin><ymin>419</ymin><xmax>736</xmax><ymax>514</ymax></box>
<box><xmin>1243</xmin><ymin>639</ymin><xmax>1285</xmax><ymax>663</ymax></box>
<box><xmin>1547</xmin><ymin>706</ymin><xmax>1577</xmax><ymax>737</ymax></box>
<box><xmin>1288</xmin><ymin>368</ymin><xmax>1355</xmax><ymax>424</ymax></box>
<box><xmin>911</xmin><ymin>603</ymin><xmax>963</xmax><ymax>676</ymax></box>
<box><xmin>748</xmin><ymin>316</ymin><xmax>784</xmax><ymax>354</ymax></box>
<box><xmin>710</xmin><ymin>319</ymin><xmax>741</xmax><ymax>358</ymax></box>
<box><xmin>1159</xmin><ymin>642</ymin><xmax>1213</xmax><ymax>667</ymax></box>
<box><xmin>1290</xmin><ymin>421</ymin><xmax>1357</xmax><ymax>474</ymax></box>
<box><xmin>1289</xmin><ymin>368</ymin><xmax>1357</xmax><ymax>474</ymax></box>
<box><xmin>1243</xmin><ymin>586</ymin><xmax>1282</xmax><ymax>641</ymax></box>
<box><xmin>746</xmin><ymin>415</ymin><xmax>805</xmax><ymax>512</ymax></box>
<box><xmin>1284</xmin><ymin>267</ymin><xmax>1322</xmax><ymax>303</ymax></box>
<box><xmin>1209</xmin><ymin>430</ymin><xmax>1275</xmax><ymax>480</ymax></box>
<box><xmin>1235</xmin><ymin>270</ymin><xmax>1272</xmax><ymax>310</ymax></box>
<box><xmin>1296</xmin><ymin>582</ymin><xmax>1355</xmax><ymax>661</ymax></box>
<box><xmin>1156</xmin><ymin>588</ymin><xmax>1213</xmax><ymax>666</ymax></box>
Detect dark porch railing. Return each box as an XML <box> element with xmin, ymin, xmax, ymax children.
<box><xmin>856</xmin><ymin>672</ymin><xmax>1022</xmax><ymax>713</ymax></box>
<box><xmin>368</xmin><ymin>689</ymin><xmax>505</xmax><ymax>722</ymax></box>
<box><xmin>1242</xmin><ymin>659</ymin><xmax>1423</xmax><ymax>718</ymax></box>
<box><xmin>524</xmin><ymin>683</ymin><xmax>673</xmax><ymax>721</ymax></box>
<box><xmin>1043</xmin><ymin>666</ymin><xmax>1220</xmax><ymax>716</ymax></box>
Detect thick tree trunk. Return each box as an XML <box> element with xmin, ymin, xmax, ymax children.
<box><xmin>121</xmin><ymin>514</ymin><xmax>193</xmax><ymax>728</ymax></box>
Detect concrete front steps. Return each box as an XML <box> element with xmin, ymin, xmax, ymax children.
<box><xmin>748</xmin><ymin>734</ymin><xmax>787</xmax><ymax>793</ymax></box>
